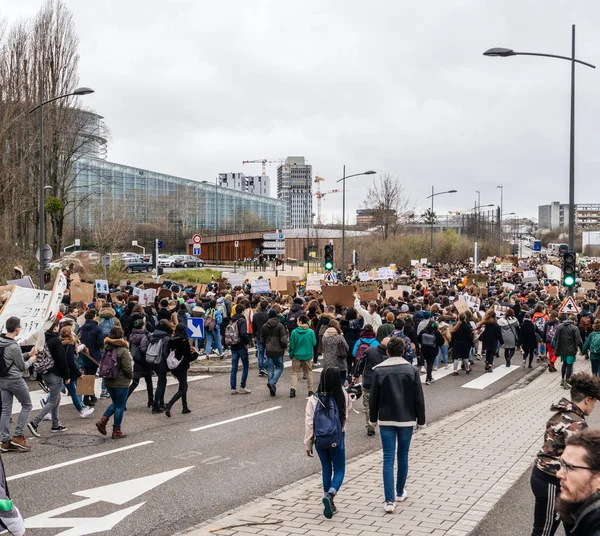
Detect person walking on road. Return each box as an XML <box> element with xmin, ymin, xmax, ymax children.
<box><xmin>353</xmin><ymin>293</ymin><xmax>382</xmax><ymax>332</ymax></box>
<box><xmin>289</xmin><ymin>315</ymin><xmax>317</xmax><ymax>398</ymax></box>
<box><xmin>0</xmin><ymin>454</ymin><xmax>26</xmax><ymax>534</ymax></box>
<box><xmin>78</xmin><ymin>309</ymin><xmax>104</xmax><ymax>408</ymax></box>
<box><xmin>498</xmin><ymin>309</ymin><xmax>520</xmax><ymax>367</ymax></box>
<box><xmin>544</xmin><ymin>311</ymin><xmax>561</xmax><ymax>372</ymax></box>
<box><xmin>417</xmin><ymin>320</ymin><xmax>444</xmax><ymax>384</ymax></box>
<box><xmin>126</xmin><ymin>318</ymin><xmax>154</xmax><ymax>409</ymax></box>
<box><xmin>477</xmin><ymin>311</ymin><xmax>504</xmax><ymax>373</ymax></box>
<box><xmin>228</xmin><ymin>304</ymin><xmax>251</xmax><ymax>395</ymax></box>
<box><xmin>60</xmin><ymin>325</ymin><xmax>94</xmax><ymax>418</ymax></box>
<box><xmin>521</xmin><ymin>314</ymin><xmax>538</xmax><ymax>369</ymax></box>
<box><xmin>556</xmin><ymin>429</ymin><xmax>600</xmax><ymax>535</ymax></box>
<box><xmin>0</xmin><ymin>317</ymin><xmax>37</xmax><ymax>452</ymax></box>
<box><xmin>582</xmin><ymin>319</ymin><xmax>600</xmax><ymax>377</ymax></box>
<box><xmin>530</xmin><ymin>372</ymin><xmax>600</xmax><ymax>536</ymax></box>
<box><xmin>27</xmin><ymin>320</ymin><xmax>70</xmax><ymax>438</ymax></box>
<box><xmin>353</xmin><ymin>337</ymin><xmax>389</xmax><ymax>436</ymax></box>
<box><xmin>304</xmin><ymin>367</ymin><xmax>353</xmax><ymax>520</ymax></box>
<box><xmin>204</xmin><ymin>299</ymin><xmax>223</xmax><ymax>358</ymax></box>
<box><xmin>252</xmin><ymin>300</ymin><xmax>269</xmax><ymax>376</ymax></box>
<box><xmin>321</xmin><ymin>320</ymin><xmax>349</xmax><ymax>384</ymax></box>
<box><xmin>148</xmin><ymin>320</ymin><xmax>173</xmax><ymax>413</ymax></box>
<box><xmin>95</xmin><ymin>326</ymin><xmax>133</xmax><ymax>439</ymax></box>
<box><xmin>369</xmin><ymin>336</ymin><xmax>426</xmax><ymax>513</ymax></box>
<box><xmin>449</xmin><ymin>313</ymin><xmax>473</xmax><ymax>375</ymax></box>
<box><xmin>260</xmin><ymin>309</ymin><xmax>288</xmax><ymax>397</ymax></box>
<box><xmin>554</xmin><ymin>315</ymin><xmax>584</xmax><ymax>389</ymax></box>
<box><xmin>164</xmin><ymin>323</ymin><xmax>196</xmax><ymax>417</ymax></box>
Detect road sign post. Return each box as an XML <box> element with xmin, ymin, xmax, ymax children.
<box><xmin>234</xmin><ymin>241</ymin><xmax>239</xmax><ymax>273</ymax></box>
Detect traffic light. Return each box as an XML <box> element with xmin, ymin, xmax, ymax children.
<box><xmin>43</xmin><ymin>271</ymin><xmax>51</xmax><ymax>284</ymax></box>
<box><xmin>324</xmin><ymin>244</ymin><xmax>334</xmax><ymax>271</ymax></box>
<box><xmin>276</xmin><ymin>258</ymin><xmax>282</xmax><ymax>267</ymax></box>
<box><xmin>563</xmin><ymin>251</ymin><xmax>576</xmax><ymax>288</ymax></box>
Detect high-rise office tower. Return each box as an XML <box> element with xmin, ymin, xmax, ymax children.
<box><xmin>277</xmin><ymin>156</ymin><xmax>313</xmax><ymax>228</ymax></box>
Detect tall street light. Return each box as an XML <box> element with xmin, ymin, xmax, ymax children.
<box><xmin>484</xmin><ymin>25</ymin><xmax>595</xmax><ymax>262</ymax></box>
<box><xmin>29</xmin><ymin>84</ymin><xmax>94</xmax><ymax>289</ymax></box>
<box><xmin>497</xmin><ymin>185</ymin><xmax>504</xmax><ymax>256</ymax></box>
<box><xmin>336</xmin><ymin>167</ymin><xmax>376</xmax><ymax>274</ymax></box>
<box><xmin>426</xmin><ymin>187</ymin><xmax>457</xmax><ymax>259</ymax></box>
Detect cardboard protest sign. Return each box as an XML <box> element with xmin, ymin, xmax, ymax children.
<box><xmin>145</xmin><ymin>282</ymin><xmax>162</xmax><ymax>290</ymax></box>
<box><xmin>76</xmin><ymin>374</ymin><xmax>96</xmax><ymax>396</ymax></box>
<box><xmin>397</xmin><ymin>285</ymin><xmax>412</xmax><ymax>296</ymax></box>
<box><xmin>95</xmin><ymin>280</ymin><xmax>109</xmax><ymax>295</ymax></box>
<box><xmin>70</xmin><ymin>273</ymin><xmax>81</xmax><ymax>283</ymax></box>
<box><xmin>110</xmin><ymin>292</ymin><xmax>122</xmax><ymax>304</ymax></box>
<box><xmin>132</xmin><ymin>287</ymin><xmax>142</xmax><ymax>297</ymax></box>
<box><xmin>157</xmin><ymin>288</ymin><xmax>172</xmax><ymax>299</ymax></box>
<box><xmin>588</xmin><ymin>262</ymin><xmax>600</xmax><ymax>270</ymax></box>
<box><xmin>196</xmin><ymin>283</ymin><xmax>207</xmax><ymax>295</ymax></box>
<box><xmin>410</xmin><ymin>260</ymin><xmax>419</xmax><ymax>267</ymax></box>
<box><xmin>376</xmin><ymin>267</ymin><xmax>395</xmax><ymax>280</ymax></box>
<box><xmin>70</xmin><ymin>282</ymin><xmax>94</xmax><ymax>305</ymax></box>
<box><xmin>45</xmin><ymin>271</ymin><xmax>68</xmax><ymax>328</ymax></box>
<box><xmin>355</xmin><ymin>281</ymin><xmax>378</xmax><ymax>301</ymax></box>
<box><xmin>251</xmin><ymin>279</ymin><xmax>271</xmax><ymax>294</ymax></box>
<box><xmin>321</xmin><ymin>285</ymin><xmax>354</xmax><ymax>308</ymax></box>
<box><xmin>454</xmin><ymin>298</ymin><xmax>469</xmax><ymax>314</ymax></box>
<box><xmin>269</xmin><ymin>277</ymin><xmax>289</xmax><ymax>293</ymax></box>
<box><xmin>139</xmin><ymin>288</ymin><xmax>157</xmax><ymax>305</ymax></box>
<box><xmin>420</xmin><ymin>258</ymin><xmax>428</xmax><ymax>265</ymax></box>
<box><xmin>382</xmin><ymin>282</ymin><xmax>393</xmax><ymax>291</ymax></box>
<box><xmin>386</xmin><ymin>290</ymin><xmax>403</xmax><ymax>300</ymax></box>
<box><xmin>523</xmin><ymin>270</ymin><xmax>538</xmax><ymax>284</ymax></box>
<box><xmin>494</xmin><ymin>305</ymin><xmax>509</xmax><ymax>318</ymax></box>
<box><xmin>581</xmin><ymin>281</ymin><xmax>596</xmax><ymax>291</ymax></box>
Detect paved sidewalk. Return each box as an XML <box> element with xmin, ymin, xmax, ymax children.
<box><xmin>179</xmin><ymin>363</ymin><xmax>586</xmax><ymax>536</ymax></box>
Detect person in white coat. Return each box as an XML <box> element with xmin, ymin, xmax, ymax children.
<box><xmin>353</xmin><ymin>293</ymin><xmax>382</xmax><ymax>332</ymax></box>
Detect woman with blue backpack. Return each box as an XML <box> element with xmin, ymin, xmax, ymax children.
<box><xmin>204</xmin><ymin>299</ymin><xmax>223</xmax><ymax>358</ymax></box>
<box><xmin>95</xmin><ymin>326</ymin><xmax>132</xmax><ymax>439</ymax></box>
<box><xmin>304</xmin><ymin>367</ymin><xmax>353</xmax><ymax>519</ymax></box>
<box><xmin>582</xmin><ymin>319</ymin><xmax>600</xmax><ymax>376</ymax></box>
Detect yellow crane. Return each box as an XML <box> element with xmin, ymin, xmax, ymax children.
<box><xmin>242</xmin><ymin>159</ymin><xmax>283</xmax><ymax>176</ymax></box>
<box><xmin>314</xmin><ymin>176</ymin><xmax>340</xmax><ymax>225</ymax></box>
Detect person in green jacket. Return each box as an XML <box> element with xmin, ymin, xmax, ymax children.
<box><xmin>95</xmin><ymin>326</ymin><xmax>133</xmax><ymax>439</ymax></box>
<box><xmin>582</xmin><ymin>319</ymin><xmax>600</xmax><ymax>377</ymax></box>
<box><xmin>289</xmin><ymin>315</ymin><xmax>317</xmax><ymax>398</ymax></box>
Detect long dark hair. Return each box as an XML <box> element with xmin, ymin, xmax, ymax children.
<box><xmin>317</xmin><ymin>368</ymin><xmax>346</xmax><ymax>427</ymax></box>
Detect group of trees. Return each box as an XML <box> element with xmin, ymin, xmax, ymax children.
<box><xmin>0</xmin><ymin>0</ymin><xmax>108</xmax><ymax>264</ymax></box>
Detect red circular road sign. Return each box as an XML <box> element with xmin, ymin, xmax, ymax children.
<box><xmin>192</xmin><ymin>234</ymin><xmax>202</xmax><ymax>244</ymax></box>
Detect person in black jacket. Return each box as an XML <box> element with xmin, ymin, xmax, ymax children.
<box><xmin>478</xmin><ymin>311</ymin><xmax>504</xmax><ymax>373</ymax></box>
<box><xmin>341</xmin><ymin>309</ymin><xmax>363</xmax><ymax>374</ymax></box>
<box><xmin>354</xmin><ymin>337</ymin><xmax>389</xmax><ymax>436</ymax></box>
<box><xmin>369</xmin><ymin>337</ymin><xmax>426</xmax><ymax>514</ymax></box>
<box><xmin>252</xmin><ymin>301</ymin><xmax>269</xmax><ymax>376</ymax></box>
<box><xmin>164</xmin><ymin>324</ymin><xmax>197</xmax><ymax>417</ymax></box>
<box><xmin>449</xmin><ymin>314</ymin><xmax>473</xmax><ymax>375</ymax></box>
<box><xmin>229</xmin><ymin>304</ymin><xmax>251</xmax><ymax>395</ymax></box>
<box><xmin>521</xmin><ymin>314</ymin><xmax>539</xmax><ymax>369</ymax></box>
<box><xmin>27</xmin><ymin>320</ymin><xmax>71</xmax><ymax>437</ymax></box>
<box><xmin>78</xmin><ymin>309</ymin><xmax>104</xmax><ymax>407</ymax></box>
<box><xmin>260</xmin><ymin>309</ymin><xmax>288</xmax><ymax>397</ymax></box>
<box><xmin>417</xmin><ymin>321</ymin><xmax>445</xmax><ymax>385</ymax></box>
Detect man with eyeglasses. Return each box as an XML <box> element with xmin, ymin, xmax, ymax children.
<box><xmin>531</xmin><ymin>373</ymin><xmax>600</xmax><ymax>536</ymax></box>
<box><xmin>556</xmin><ymin>429</ymin><xmax>600</xmax><ymax>535</ymax></box>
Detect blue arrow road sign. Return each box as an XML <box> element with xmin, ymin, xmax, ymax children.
<box><xmin>186</xmin><ymin>318</ymin><xmax>204</xmax><ymax>339</ymax></box>
<box><xmin>193</xmin><ymin>245</ymin><xmax>201</xmax><ymax>256</ymax></box>
<box><xmin>157</xmin><ymin>240</ymin><xmax>164</xmax><ymax>249</ymax></box>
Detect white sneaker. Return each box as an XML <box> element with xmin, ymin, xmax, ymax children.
<box><xmin>384</xmin><ymin>502</ymin><xmax>396</xmax><ymax>513</ymax></box>
<box><xmin>231</xmin><ymin>389</ymin><xmax>238</xmax><ymax>395</ymax></box>
<box><xmin>80</xmin><ymin>408</ymin><xmax>94</xmax><ymax>418</ymax></box>
<box><xmin>433</xmin><ymin>366</ymin><xmax>438</xmax><ymax>371</ymax></box>
<box><xmin>396</xmin><ymin>490</ymin><xmax>408</xmax><ymax>502</ymax></box>
<box><xmin>420</xmin><ymin>366</ymin><xmax>426</xmax><ymax>373</ymax></box>
<box><xmin>43</xmin><ymin>413</ymin><xmax>52</xmax><ymax>421</ymax></box>
<box><xmin>238</xmin><ymin>387</ymin><xmax>251</xmax><ymax>394</ymax></box>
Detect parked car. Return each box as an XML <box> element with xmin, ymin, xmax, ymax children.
<box><xmin>158</xmin><ymin>255</ymin><xmax>183</xmax><ymax>268</ymax></box>
<box><xmin>178</xmin><ymin>255</ymin><xmax>204</xmax><ymax>268</ymax></box>
<box><xmin>122</xmin><ymin>257</ymin><xmax>153</xmax><ymax>274</ymax></box>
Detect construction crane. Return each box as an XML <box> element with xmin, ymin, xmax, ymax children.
<box><xmin>242</xmin><ymin>159</ymin><xmax>283</xmax><ymax>176</ymax></box>
<box><xmin>313</xmin><ymin>175</ymin><xmax>341</xmax><ymax>225</ymax></box>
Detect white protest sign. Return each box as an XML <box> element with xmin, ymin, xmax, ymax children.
<box><xmin>0</xmin><ymin>287</ymin><xmax>52</xmax><ymax>343</ymax></box>
<box><xmin>228</xmin><ymin>273</ymin><xmax>245</xmax><ymax>287</ymax></box>
<box><xmin>397</xmin><ymin>285</ymin><xmax>412</xmax><ymax>296</ymax></box>
<box><xmin>306</xmin><ymin>273</ymin><xmax>324</xmax><ymax>292</ymax></box>
<box><xmin>358</xmin><ymin>272</ymin><xmax>371</xmax><ymax>282</ymax></box>
<box><xmin>523</xmin><ymin>270</ymin><xmax>538</xmax><ymax>283</ymax></box>
<box><xmin>410</xmin><ymin>260</ymin><xmax>419</xmax><ymax>267</ymax></box>
<box><xmin>139</xmin><ymin>288</ymin><xmax>157</xmax><ymax>305</ymax></box>
<box><xmin>132</xmin><ymin>287</ymin><xmax>142</xmax><ymax>297</ymax></box>
<box><xmin>376</xmin><ymin>266</ymin><xmax>395</xmax><ymax>280</ymax></box>
<box><xmin>500</xmin><ymin>262</ymin><xmax>513</xmax><ymax>272</ymax></box>
<box><xmin>45</xmin><ymin>271</ymin><xmax>68</xmax><ymax>328</ymax></box>
<box><xmin>6</xmin><ymin>277</ymin><xmax>35</xmax><ymax>289</ymax></box>
<box><xmin>251</xmin><ymin>279</ymin><xmax>271</xmax><ymax>294</ymax></box>
<box><xmin>545</xmin><ymin>264</ymin><xmax>561</xmax><ymax>281</ymax></box>
<box><xmin>420</xmin><ymin>258</ymin><xmax>428</xmax><ymax>265</ymax></box>
<box><xmin>502</xmin><ymin>282</ymin><xmax>515</xmax><ymax>291</ymax></box>
<box><xmin>95</xmin><ymin>280</ymin><xmax>109</xmax><ymax>295</ymax></box>
<box><xmin>416</xmin><ymin>267</ymin><xmax>432</xmax><ymax>280</ymax></box>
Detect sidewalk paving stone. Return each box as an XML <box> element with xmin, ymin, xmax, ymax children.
<box><xmin>178</xmin><ymin>363</ymin><xmax>586</xmax><ymax>536</ymax></box>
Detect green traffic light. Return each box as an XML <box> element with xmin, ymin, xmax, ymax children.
<box><xmin>563</xmin><ymin>275</ymin><xmax>576</xmax><ymax>287</ymax></box>
<box><xmin>324</xmin><ymin>261</ymin><xmax>333</xmax><ymax>271</ymax></box>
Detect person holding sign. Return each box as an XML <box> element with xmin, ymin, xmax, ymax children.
<box><xmin>0</xmin><ymin>317</ymin><xmax>37</xmax><ymax>452</ymax></box>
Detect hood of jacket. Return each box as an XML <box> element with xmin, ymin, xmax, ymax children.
<box><xmin>129</xmin><ymin>328</ymin><xmax>147</xmax><ymax>345</ymax></box>
<box><xmin>104</xmin><ymin>337</ymin><xmax>128</xmax><ymax>349</ymax></box>
<box><xmin>324</xmin><ymin>327</ymin><xmax>339</xmax><ymax>337</ymax></box>
<box><xmin>550</xmin><ymin>397</ymin><xmax>586</xmax><ymax>419</ymax></box>
<box><xmin>0</xmin><ymin>335</ymin><xmax>18</xmax><ymax>350</ymax></box>
<box><xmin>289</xmin><ymin>303</ymin><xmax>304</xmax><ymax>315</ymax></box>
<box><xmin>99</xmin><ymin>308</ymin><xmax>116</xmax><ymax>319</ymax></box>
<box><xmin>294</xmin><ymin>325</ymin><xmax>310</xmax><ymax>334</ymax></box>
<box><xmin>498</xmin><ymin>317</ymin><xmax>518</xmax><ymax>327</ymax></box>
<box><xmin>360</xmin><ymin>329</ymin><xmax>376</xmax><ymax>340</ymax></box>
<box><xmin>80</xmin><ymin>320</ymin><xmax>99</xmax><ymax>333</ymax></box>
<box><xmin>149</xmin><ymin>329</ymin><xmax>170</xmax><ymax>343</ymax></box>
<box><xmin>264</xmin><ymin>318</ymin><xmax>281</xmax><ymax>330</ymax></box>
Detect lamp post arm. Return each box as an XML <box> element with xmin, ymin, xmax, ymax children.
<box><xmin>514</xmin><ymin>52</ymin><xmax>596</xmax><ymax>69</ymax></box>
<box><xmin>29</xmin><ymin>92</ymin><xmax>77</xmax><ymax>114</ymax></box>
<box><xmin>336</xmin><ymin>172</ymin><xmax>370</xmax><ymax>183</ymax></box>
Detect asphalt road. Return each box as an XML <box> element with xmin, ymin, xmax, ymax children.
<box><xmin>7</xmin><ymin>353</ymin><xmax>544</xmax><ymax>536</ymax></box>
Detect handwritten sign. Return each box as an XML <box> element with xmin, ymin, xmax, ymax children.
<box><xmin>95</xmin><ymin>280</ymin><xmax>109</xmax><ymax>295</ymax></box>
<box><xmin>0</xmin><ymin>287</ymin><xmax>52</xmax><ymax>342</ymax></box>
<box><xmin>415</xmin><ymin>267</ymin><xmax>432</xmax><ymax>280</ymax></box>
<box><xmin>376</xmin><ymin>267</ymin><xmax>395</xmax><ymax>280</ymax></box>
<box><xmin>251</xmin><ymin>279</ymin><xmax>271</xmax><ymax>294</ymax></box>
<box><xmin>358</xmin><ymin>272</ymin><xmax>371</xmax><ymax>282</ymax></box>
<box><xmin>306</xmin><ymin>274</ymin><xmax>324</xmax><ymax>292</ymax></box>
<box><xmin>545</xmin><ymin>265</ymin><xmax>562</xmax><ymax>281</ymax></box>
<box><xmin>355</xmin><ymin>281</ymin><xmax>378</xmax><ymax>301</ymax></box>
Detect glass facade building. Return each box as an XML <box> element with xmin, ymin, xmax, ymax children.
<box><xmin>72</xmin><ymin>158</ymin><xmax>285</xmax><ymax>234</ymax></box>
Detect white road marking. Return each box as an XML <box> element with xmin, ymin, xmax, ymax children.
<box><xmin>13</xmin><ymin>375</ymin><xmax>212</xmax><ymax>415</ymax></box>
<box><xmin>420</xmin><ymin>367</ymin><xmax>456</xmax><ymax>383</ymax></box>
<box><xmin>190</xmin><ymin>406</ymin><xmax>281</xmax><ymax>432</ymax></box>
<box><xmin>8</xmin><ymin>441</ymin><xmax>154</xmax><ymax>481</ymax></box>
<box><xmin>462</xmin><ymin>365</ymin><xmax>521</xmax><ymax>389</ymax></box>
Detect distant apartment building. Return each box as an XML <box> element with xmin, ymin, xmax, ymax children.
<box><xmin>539</xmin><ymin>202</ymin><xmax>600</xmax><ymax>229</ymax></box>
<box><xmin>218</xmin><ymin>172</ymin><xmax>270</xmax><ymax>196</ymax></box>
<box><xmin>356</xmin><ymin>208</ymin><xmax>397</xmax><ymax>228</ymax></box>
<box><xmin>277</xmin><ymin>156</ymin><xmax>313</xmax><ymax>229</ymax></box>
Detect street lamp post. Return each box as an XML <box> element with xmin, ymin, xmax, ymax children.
<box><xmin>29</xmin><ymin>83</ymin><xmax>94</xmax><ymax>289</ymax></box>
<box><xmin>215</xmin><ymin>177</ymin><xmax>219</xmax><ymax>267</ymax></box>
<box><xmin>497</xmin><ymin>185</ymin><xmax>503</xmax><ymax>256</ymax></box>
<box><xmin>337</xmin><ymin>168</ymin><xmax>376</xmax><ymax>274</ymax></box>
<box><xmin>426</xmin><ymin>187</ymin><xmax>457</xmax><ymax>260</ymax></box>
<box><xmin>484</xmin><ymin>25</ymin><xmax>596</xmax><ymax>261</ymax></box>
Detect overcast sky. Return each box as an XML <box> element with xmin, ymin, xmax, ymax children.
<box><xmin>3</xmin><ymin>0</ymin><xmax>600</xmax><ymax>224</ymax></box>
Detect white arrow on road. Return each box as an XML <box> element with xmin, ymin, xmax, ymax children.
<box><xmin>25</xmin><ymin>466</ymin><xmax>194</xmax><ymax>535</ymax></box>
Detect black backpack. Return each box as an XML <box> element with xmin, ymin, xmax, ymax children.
<box><xmin>0</xmin><ymin>346</ymin><xmax>13</xmax><ymax>377</ymax></box>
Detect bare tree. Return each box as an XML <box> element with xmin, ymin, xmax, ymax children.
<box><xmin>86</xmin><ymin>200</ymin><xmax>130</xmax><ymax>254</ymax></box>
<box><xmin>362</xmin><ymin>173</ymin><xmax>411</xmax><ymax>239</ymax></box>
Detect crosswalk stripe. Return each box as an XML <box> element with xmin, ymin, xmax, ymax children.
<box><xmin>419</xmin><ymin>366</ymin><xmax>455</xmax><ymax>383</ymax></box>
<box><xmin>461</xmin><ymin>365</ymin><xmax>520</xmax><ymax>389</ymax></box>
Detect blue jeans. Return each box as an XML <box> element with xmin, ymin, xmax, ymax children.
<box><xmin>266</xmin><ymin>356</ymin><xmax>284</xmax><ymax>385</ymax></box>
<box><xmin>230</xmin><ymin>348</ymin><xmax>249</xmax><ymax>390</ymax></box>
<box><xmin>380</xmin><ymin>425</ymin><xmax>414</xmax><ymax>502</ymax></box>
<box><xmin>104</xmin><ymin>387</ymin><xmax>128</xmax><ymax>427</ymax></box>
<box><xmin>434</xmin><ymin>345</ymin><xmax>449</xmax><ymax>368</ymax></box>
<box><xmin>66</xmin><ymin>380</ymin><xmax>83</xmax><ymax>412</ymax></box>
<box><xmin>205</xmin><ymin>329</ymin><xmax>222</xmax><ymax>355</ymax></box>
<box><xmin>256</xmin><ymin>340</ymin><xmax>267</xmax><ymax>370</ymax></box>
<box><xmin>316</xmin><ymin>435</ymin><xmax>346</xmax><ymax>495</ymax></box>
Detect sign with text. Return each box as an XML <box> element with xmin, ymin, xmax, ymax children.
<box><xmin>0</xmin><ymin>287</ymin><xmax>52</xmax><ymax>343</ymax></box>
<box><xmin>415</xmin><ymin>267</ymin><xmax>432</xmax><ymax>280</ymax></box>
<box><xmin>355</xmin><ymin>281</ymin><xmax>378</xmax><ymax>301</ymax></box>
<box><xmin>306</xmin><ymin>273</ymin><xmax>324</xmax><ymax>292</ymax></box>
<box><xmin>95</xmin><ymin>280</ymin><xmax>109</xmax><ymax>295</ymax></box>
<box><xmin>70</xmin><ymin>282</ymin><xmax>94</xmax><ymax>305</ymax></box>
<box><xmin>251</xmin><ymin>278</ymin><xmax>271</xmax><ymax>294</ymax></box>
<box><xmin>358</xmin><ymin>272</ymin><xmax>371</xmax><ymax>282</ymax></box>
<box><xmin>545</xmin><ymin>264</ymin><xmax>562</xmax><ymax>281</ymax></box>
